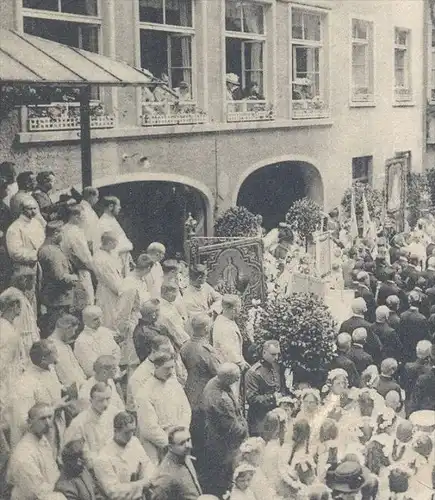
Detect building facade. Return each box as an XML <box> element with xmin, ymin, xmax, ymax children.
<box><xmin>0</xmin><ymin>0</ymin><xmax>426</xmax><ymax>252</ymax></box>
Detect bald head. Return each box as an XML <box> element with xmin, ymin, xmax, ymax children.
<box><xmin>376</xmin><ymin>306</ymin><xmax>390</xmax><ymax>323</ymax></box>
<box><xmin>352</xmin><ymin>327</ymin><xmax>367</xmax><ymax>345</ymax></box>
<box><xmin>352</xmin><ymin>297</ymin><xmax>367</xmax><ymax>315</ymax></box>
<box><xmin>386</xmin><ymin>295</ymin><xmax>400</xmax><ymax>311</ymax></box>
<box><xmin>381</xmin><ymin>358</ymin><xmax>398</xmax><ymax>376</ymax></box>
<box><xmin>191</xmin><ymin>313</ymin><xmax>212</xmax><ymax>338</ymax></box>
<box><xmin>217</xmin><ymin>363</ymin><xmax>240</xmax><ymax>387</ymax></box>
<box><xmin>337</xmin><ymin>333</ymin><xmax>352</xmax><ymax>352</ymax></box>
<box><xmin>416</xmin><ymin>340</ymin><xmax>432</xmax><ymax>360</ymax></box>
<box><xmin>83</xmin><ymin>305</ymin><xmax>103</xmax><ymax>325</ymax></box>
<box><xmin>396</xmin><ymin>421</ymin><xmax>413</xmax><ymax>443</ymax></box>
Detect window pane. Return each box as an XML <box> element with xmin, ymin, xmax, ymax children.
<box><xmin>225</xmin><ymin>0</ymin><xmax>242</xmax><ymax>31</ymax></box>
<box><xmin>352</xmin><ymin>44</ymin><xmax>367</xmax><ymax>86</ymax></box>
<box><xmin>293</xmin><ymin>46</ymin><xmax>319</xmax><ymax>98</ymax></box>
<box><xmin>226</xmin><ymin>38</ymin><xmax>242</xmax><ymax>81</ymax></box>
<box><xmin>61</xmin><ymin>0</ymin><xmax>98</xmax><ymax>16</ymax></box>
<box><xmin>140</xmin><ymin>30</ymin><xmax>168</xmax><ymax>79</ymax></box>
<box><xmin>170</xmin><ymin>36</ymin><xmax>191</xmax><ymax>68</ymax></box>
<box><xmin>304</xmin><ymin>13</ymin><xmax>321</xmax><ymax>41</ymax></box>
<box><xmin>139</xmin><ymin>0</ymin><xmax>164</xmax><ymax>24</ymax></box>
<box><xmin>244</xmin><ymin>42</ymin><xmax>263</xmax><ymax>71</ymax></box>
<box><xmin>24</xmin><ymin>17</ymin><xmax>99</xmax><ymax>51</ymax></box>
<box><xmin>292</xmin><ymin>11</ymin><xmax>303</xmax><ymax>39</ymax></box>
<box><xmin>165</xmin><ymin>0</ymin><xmax>192</xmax><ymax>27</ymax></box>
<box><xmin>395</xmin><ymin>68</ymin><xmax>405</xmax><ymax>87</ymax></box>
<box><xmin>23</xmin><ymin>0</ymin><xmax>58</xmax><ymax>11</ymax></box>
<box><xmin>171</xmin><ymin>68</ymin><xmax>192</xmax><ymax>92</ymax></box>
<box><xmin>352</xmin><ymin>19</ymin><xmax>368</xmax><ymax>40</ymax></box>
<box><xmin>395</xmin><ymin>29</ymin><xmax>407</xmax><ymax>46</ymax></box>
<box><xmin>245</xmin><ymin>71</ymin><xmax>263</xmax><ymax>94</ymax></box>
<box><xmin>352</xmin><ymin>158</ymin><xmax>369</xmax><ymax>180</ymax></box>
<box><xmin>242</xmin><ymin>3</ymin><xmax>264</xmax><ymax>34</ymax></box>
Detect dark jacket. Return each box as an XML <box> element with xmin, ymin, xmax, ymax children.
<box><xmin>369</xmin><ymin>322</ymin><xmax>404</xmax><ymax>362</ymax></box>
<box><xmin>400</xmin><ymin>358</ymin><xmax>432</xmax><ymax>399</ymax></box>
<box><xmin>355</xmin><ymin>285</ymin><xmax>376</xmax><ymax>323</ymax></box>
<box><xmin>339</xmin><ymin>315</ymin><xmax>372</xmax><ymax>335</ymax></box>
<box><xmin>245</xmin><ymin>360</ymin><xmax>285</xmax><ymax>435</ymax></box>
<box><xmin>348</xmin><ymin>344</ymin><xmax>374</xmax><ymax>374</ymax></box>
<box><xmin>54</xmin><ymin>468</ymin><xmax>96</xmax><ymax>500</ymax></box>
<box><xmin>151</xmin><ymin>452</ymin><xmax>202</xmax><ymax>500</ymax></box>
<box><xmin>133</xmin><ymin>320</ymin><xmax>170</xmax><ymax>362</ymax></box>
<box><xmin>329</xmin><ymin>352</ymin><xmax>360</xmax><ymax>388</ymax></box>
<box><xmin>387</xmin><ymin>311</ymin><xmax>401</xmax><ymax>333</ymax></box>
<box><xmin>180</xmin><ymin>339</ymin><xmax>221</xmax><ymax>411</ymax></box>
<box><xmin>377</xmin><ymin>281</ymin><xmax>401</xmax><ymax>307</ymax></box>
<box><xmin>340</xmin><ymin>317</ymin><xmax>382</xmax><ymax>366</ymax></box>
<box><xmin>409</xmin><ymin>367</ymin><xmax>435</xmax><ymax>413</ymax></box>
<box><xmin>399</xmin><ymin>308</ymin><xmax>430</xmax><ymax>362</ymax></box>
<box><xmin>422</xmin><ymin>268</ymin><xmax>435</xmax><ymax>289</ymax></box>
<box><xmin>376</xmin><ymin>374</ymin><xmax>402</xmax><ymax>399</ymax></box>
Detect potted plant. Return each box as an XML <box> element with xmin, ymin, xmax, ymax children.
<box><xmin>285</xmin><ymin>197</ymin><xmax>323</xmax><ymax>251</ymax></box>
<box><xmin>214</xmin><ymin>206</ymin><xmax>260</xmax><ymax>238</ymax></box>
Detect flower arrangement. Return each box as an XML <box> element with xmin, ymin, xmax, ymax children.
<box><xmin>285</xmin><ymin>198</ymin><xmax>323</xmax><ymax>251</ymax></box>
<box><xmin>251</xmin><ymin>292</ymin><xmax>337</xmax><ymax>387</ymax></box>
<box><xmin>214</xmin><ymin>206</ymin><xmax>260</xmax><ymax>238</ymax></box>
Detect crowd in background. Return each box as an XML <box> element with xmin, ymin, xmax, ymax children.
<box><xmin>0</xmin><ymin>160</ymin><xmax>434</xmax><ymax>500</ymax></box>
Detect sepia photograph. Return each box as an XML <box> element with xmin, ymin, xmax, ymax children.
<box><xmin>0</xmin><ymin>0</ymin><xmax>435</xmax><ymax>499</ymax></box>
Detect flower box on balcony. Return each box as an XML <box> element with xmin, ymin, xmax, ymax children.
<box><xmin>394</xmin><ymin>87</ymin><xmax>412</xmax><ymax>102</ymax></box>
<box><xmin>141</xmin><ymin>101</ymin><xmax>207</xmax><ymax>127</ymax></box>
<box><xmin>292</xmin><ymin>99</ymin><xmax>329</xmax><ymax>120</ymax></box>
<box><xmin>226</xmin><ymin>101</ymin><xmax>274</xmax><ymax>123</ymax></box>
<box><xmin>26</xmin><ymin>102</ymin><xmax>114</xmax><ymax>132</ymax></box>
<box><xmin>352</xmin><ymin>88</ymin><xmax>374</xmax><ymax>103</ymax></box>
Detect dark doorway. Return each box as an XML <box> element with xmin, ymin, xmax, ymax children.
<box><xmin>237</xmin><ymin>162</ymin><xmax>323</xmax><ymax>231</ymax></box>
<box><xmin>97</xmin><ymin>181</ymin><xmax>207</xmax><ymax>259</ymax></box>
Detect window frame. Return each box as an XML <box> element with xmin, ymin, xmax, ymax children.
<box><xmin>22</xmin><ymin>0</ymin><xmax>102</xmax><ymax>24</ymax></box>
<box><xmin>352</xmin><ymin>155</ymin><xmax>373</xmax><ymax>186</ymax></box>
<box><xmin>350</xmin><ymin>17</ymin><xmax>375</xmax><ymax>105</ymax></box>
<box><xmin>393</xmin><ymin>26</ymin><xmax>412</xmax><ymax>103</ymax></box>
<box><xmin>289</xmin><ymin>4</ymin><xmax>329</xmax><ymax>120</ymax></box>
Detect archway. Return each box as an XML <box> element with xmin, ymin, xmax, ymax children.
<box><xmin>236</xmin><ymin>161</ymin><xmax>324</xmax><ymax>230</ymax></box>
<box><xmin>96</xmin><ymin>180</ymin><xmax>209</xmax><ymax>259</ymax></box>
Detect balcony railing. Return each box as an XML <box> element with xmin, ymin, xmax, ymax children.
<box><xmin>394</xmin><ymin>87</ymin><xmax>412</xmax><ymax>102</ymax></box>
<box><xmin>352</xmin><ymin>87</ymin><xmax>374</xmax><ymax>103</ymax></box>
<box><xmin>26</xmin><ymin>101</ymin><xmax>115</xmax><ymax>132</ymax></box>
<box><xmin>141</xmin><ymin>101</ymin><xmax>207</xmax><ymax>126</ymax></box>
<box><xmin>226</xmin><ymin>101</ymin><xmax>274</xmax><ymax>123</ymax></box>
<box><xmin>292</xmin><ymin>98</ymin><xmax>329</xmax><ymax>119</ymax></box>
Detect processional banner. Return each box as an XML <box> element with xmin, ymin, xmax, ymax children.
<box><xmin>188</xmin><ymin>237</ymin><xmax>266</xmax><ymax>305</ymax></box>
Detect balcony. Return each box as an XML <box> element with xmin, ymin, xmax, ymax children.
<box><xmin>351</xmin><ymin>87</ymin><xmax>374</xmax><ymax>104</ymax></box>
<box><xmin>226</xmin><ymin>101</ymin><xmax>274</xmax><ymax>123</ymax></box>
<box><xmin>394</xmin><ymin>87</ymin><xmax>412</xmax><ymax>103</ymax></box>
<box><xmin>141</xmin><ymin>101</ymin><xmax>207</xmax><ymax>127</ymax></box>
<box><xmin>25</xmin><ymin>101</ymin><xmax>115</xmax><ymax>132</ymax></box>
<box><xmin>292</xmin><ymin>98</ymin><xmax>329</xmax><ymax>120</ymax></box>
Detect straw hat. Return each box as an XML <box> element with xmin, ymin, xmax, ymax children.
<box><xmin>226</xmin><ymin>73</ymin><xmax>240</xmax><ymax>86</ymax></box>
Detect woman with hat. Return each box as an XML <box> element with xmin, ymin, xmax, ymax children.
<box><xmin>325</xmin><ymin>457</ymin><xmax>375</xmax><ymax>500</ymax></box>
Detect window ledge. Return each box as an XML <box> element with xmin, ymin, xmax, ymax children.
<box><xmin>393</xmin><ymin>101</ymin><xmax>415</xmax><ymax>108</ymax></box>
<box><xmin>17</xmin><ymin>119</ymin><xmax>334</xmax><ymax>144</ymax></box>
<box><xmin>349</xmin><ymin>101</ymin><xmax>376</xmax><ymax>108</ymax></box>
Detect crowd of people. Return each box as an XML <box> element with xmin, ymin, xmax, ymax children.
<box><xmin>0</xmin><ymin>159</ymin><xmax>434</xmax><ymax>500</ymax></box>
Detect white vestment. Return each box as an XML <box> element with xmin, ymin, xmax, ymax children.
<box><xmin>99</xmin><ymin>213</ymin><xmax>133</xmax><ymax>278</ymax></box>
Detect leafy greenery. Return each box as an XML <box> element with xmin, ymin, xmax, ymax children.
<box><xmin>285</xmin><ymin>197</ymin><xmax>323</xmax><ymax>248</ymax></box>
<box><xmin>406</xmin><ymin>172</ymin><xmax>430</xmax><ymax>229</ymax></box>
<box><xmin>251</xmin><ymin>292</ymin><xmax>337</xmax><ymax>387</ymax></box>
<box><xmin>214</xmin><ymin>206</ymin><xmax>259</xmax><ymax>238</ymax></box>
<box><xmin>341</xmin><ymin>182</ymin><xmax>384</xmax><ymax>227</ymax></box>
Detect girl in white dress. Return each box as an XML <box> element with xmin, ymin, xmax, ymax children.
<box><xmin>229</xmin><ymin>464</ymin><xmax>257</xmax><ymax>500</ymax></box>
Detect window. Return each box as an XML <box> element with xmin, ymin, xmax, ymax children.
<box><xmin>291</xmin><ymin>8</ymin><xmax>328</xmax><ymax>119</ymax></box>
<box><xmin>139</xmin><ymin>0</ymin><xmax>204</xmax><ymax>126</ymax></box>
<box><xmin>225</xmin><ymin>0</ymin><xmax>273</xmax><ymax>122</ymax></box>
<box><xmin>351</xmin><ymin>19</ymin><xmax>374</xmax><ymax>103</ymax></box>
<box><xmin>22</xmin><ymin>0</ymin><xmax>114</xmax><ymax>132</ymax></box>
<box><xmin>394</xmin><ymin>28</ymin><xmax>412</xmax><ymax>102</ymax></box>
<box><xmin>352</xmin><ymin>156</ymin><xmax>372</xmax><ymax>185</ymax></box>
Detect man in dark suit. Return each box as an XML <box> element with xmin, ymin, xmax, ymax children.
<box><xmin>329</xmin><ymin>333</ymin><xmax>360</xmax><ymax>388</ymax></box>
<box><xmin>399</xmin><ymin>291</ymin><xmax>431</xmax><ymax>363</ymax></box>
<box><xmin>348</xmin><ymin>328</ymin><xmax>374</xmax><ymax>374</ymax></box>
<box><xmin>409</xmin><ymin>344</ymin><xmax>435</xmax><ymax>413</ymax></box>
<box><xmin>386</xmin><ymin>295</ymin><xmax>401</xmax><ymax>332</ymax></box>
<box><xmin>422</xmin><ymin>257</ymin><xmax>435</xmax><ymax>288</ymax></box>
<box><xmin>400</xmin><ymin>340</ymin><xmax>433</xmax><ymax>415</ymax></box>
<box><xmin>402</xmin><ymin>254</ymin><xmax>421</xmax><ymax>291</ymax></box>
<box><xmin>377</xmin><ymin>268</ymin><xmax>402</xmax><ymax>307</ymax></box>
<box><xmin>355</xmin><ymin>271</ymin><xmax>376</xmax><ymax>323</ymax></box>
<box><xmin>339</xmin><ymin>297</ymin><xmax>382</xmax><ymax>364</ymax></box>
<box><xmin>370</xmin><ymin>306</ymin><xmax>404</xmax><ymax>362</ymax></box>
<box><xmin>376</xmin><ymin>358</ymin><xmax>403</xmax><ymax>401</ymax></box>
<box><xmin>55</xmin><ymin>439</ymin><xmax>96</xmax><ymax>500</ymax></box>
<box><xmin>363</xmin><ymin>261</ymin><xmax>378</xmax><ymax>296</ymax></box>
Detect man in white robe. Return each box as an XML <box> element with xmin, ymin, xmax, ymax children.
<box><xmin>79</xmin><ymin>186</ymin><xmax>100</xmax><ymax>255</ymax></box>
<box><xmin>64</xmin><ymin>382</ymin><xmax>115</xmax><ymax>470</ymax></box>
<box><xmin>183</xmin><ymin>264</ymin><xmax>222</xmax><ymax>319</ymax></box>
<box><xmin>99</xmin><ymin>196</ymin><xmax>133</xmax><ymax>277</ymax></box>
<box><xmin>6</xmin><ymin>195</ymin><xmax>45</xmax><ymax>273</ymax></box>
<box><xmin>61</xmin><ymin>204</ymin><xmax>95</xmax><ymax>306</ymax></box>
<box><xmin>0</xmin><ymin>289</ymin><xmax>22</xmax><ymax>430</ymax></box>
<box><xmin>136</xmin><ymin>352</ymin><xmax>191</xmax><ymax>465</ymax></box>
<box><xmin>159</xmin><ymin>282</ymin><xmax>190</xmax><ymax>351</ymax></box>
<box><xmin>78</xmin><ymin>355</ymin><xmax>125</xmax><ymax>414</ymax></box>
<box><xmin>94</xmin><ymin>411</ymin><xmax>155</xmax><ymax>500</ymax></box>
<box><xmin>145</xmin><ymin>242</ymin><xmax>166</xmax><ymax>299</ymax></box>
<box><xmin>94</xmin><ymin>231</ymin><xmax>125</xmax><ymax>329</ymax></box>
<box><xmin>49</xmin><ymin>314</ymin><xmax>86</xmax><ymax>389</ymax></box>
<box><xmin>7</xmin><ymin>403</ymin><xmax>60</xmax><ymax>500</ymax></box>
<box><xmin>74</xmin><ymin>306</ymin><xmax>121</xmax><ymax>378</ymax></box>
<box><xmin>10</xmin><ymin>340</ymin><xmax>70</xmax><ymax>453</ymax></box>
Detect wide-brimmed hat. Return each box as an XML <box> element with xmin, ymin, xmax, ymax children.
<box><xmin>226</xmin><ymin>73</ymin><xmax>240</xmax><ymax>86</ymax></box>
<box><xmin>409</xmin><ymin>410</ymin><xmax>435</xmax><ymax>433</ymax></box>
<box><xmin>326</xmin><ymin>461</ymin><xmax>370</xmax><ymax>493</ymax></box>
